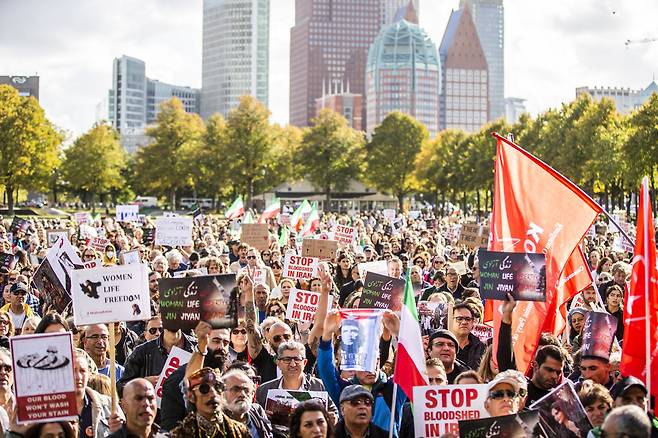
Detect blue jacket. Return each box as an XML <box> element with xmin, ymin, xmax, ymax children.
<box><xmin>317</xmin><ymin>338</ymin><xmax>406</xmax><ymax>436</ymax></box>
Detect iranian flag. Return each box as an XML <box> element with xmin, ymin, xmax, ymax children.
<box><xmin>301</xmin><ymin>203</ymin><xmax>320</xmax><ymax>237</ymax></box>
<box><xmin>225</xmin><ymin>196</ymin><xmax>244</xmax><ymax>220</ymax></box>
<box><xmin>393</xmin><ymin>270</ymin><xmax>428</xmax><ymax>402</ymax></box>
<box><xmin>242</xmin><ymin>211</ymin><xmax>255</xmax><ymax>224</ymax></box>
<box><xmin>258</xmin><ymin>198</ymin><xmax>280</xmax><ymax>223</ymax></box>
<box><xmin>278</xmin><ymin>226</ymin><xmax>290</xmax><ymax>247</ymax></box>
<box><xmin>291</xmin><ymin>200</ymin><xmax>312</xmax><ymax>231</ymax></box>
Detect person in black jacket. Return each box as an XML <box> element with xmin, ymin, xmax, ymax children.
<box><xmin>222</xmin><ymin>369</ymin><xmax>273</xmax><ymax>438</ymax></box>
<box><xmin>452</xmin><ymin>302</ymin><xmax>486</xmax><ymax>370</ymax></box>
<box><xmin>428</xmin><ymin>329</ymin><xmax>469</xmax><ymax>383</ymax></box>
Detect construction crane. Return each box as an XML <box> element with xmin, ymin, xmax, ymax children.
<box><xmin>625</xmin><ymin>37</ymin><xmax>658</xmax><ymax>48</ymax></box>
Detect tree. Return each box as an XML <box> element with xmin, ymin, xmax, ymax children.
<box><xmin>0</xmin><ymin>85</ymin><xmax>62</xmax><ymax>213</ymax></box>
<box><xmin>61</xmin><ymin>123</ymin><xmax>126</xmax><ymax>213</ymax></box>
<box><xmin>365</xmin><ymin>112</ymin><xmax>427</xmax><ymax>210</ymax></box>
<box><xmin>132</xmin><ymin>98</ymin><xmax>204</xmax><ymax>208</ymax></box>
<box><xmin>296</xmin><ymin>109</ymin><xmax>365</xmax><ymax>206</ymax></box>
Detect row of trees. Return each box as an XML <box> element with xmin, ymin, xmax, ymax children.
<box><xmin>2</xmin><ymin>82</ymin><xmax>658</xmax><ymax>214</ymax></box>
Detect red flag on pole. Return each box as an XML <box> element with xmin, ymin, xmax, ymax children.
<box><xmin>489</xmin><ymin>133</ymin><xmax>602</xmax><ymax>373</ymax></box>
<box><xmin>620</xmin><ymin>177</ymin><xmax>658</xmax><ymax>398</ymax></box>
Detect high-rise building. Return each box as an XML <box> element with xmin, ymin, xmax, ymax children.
<box><xmin>383</xmin><ymin>0</ymin><xmax>419</xmax><ymax>26</ymax></box>
<box><xmin>147</xmin><ymin>80</ymin><xmax>200</xmax><ymax>124</ymax></box>
<box><xmin>505</xmin><ymin>97</ymin><xmax>526</xmax><ymax>123</ymax></box>
<box><xmin>366</xmin><ymin>19</ymin><xmax>440</xmax><ymax>136</ymax></box>
<box><xmin>460</xmin><ymin>0</ymin><xmax>503</xmax><ymax>121</ymax></box>
<box><xmin>0</xmin><ymin>76</ymin><xmax>39</xmax><ymax>100</ymax></box>
<box><xmin>201</xmin><ymin>0</ymin><xmax>269</xmax><ymax>119</ymax></box>
<box><xmin>315</xmin><ymin>82</ymin><xmax>363</xmax><ymax>131</ymax></box>
<box><xmin>576</xmin><ymin>81</ymin><xmax>658</xmax><ymax>114</ymax></box>
<box><xmin>439</xmin><ymin>6</ymin><xmax>489</xmax><ymax>133</ymax></box>
<box><xmin>290</xmin><ymin>0</ymin><xmax>383</xmax><ymax>128</ymax></box>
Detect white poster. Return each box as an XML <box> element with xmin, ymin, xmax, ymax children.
<box><xmin>286</xmin><ymin>288</ymin><xmax>333</xmax><ymax>323</ymax></box>
<box><xmin>332</xmin><ymin>225</ymin><xmax>356</xmax><ymax>247</ymax></box>
<box><xmin>282</xmin><ymin>254</ymin><xmax>319</xmax><ymax>280</ymax></box>
<box><xmin>154</xmin><ymin>346</ymin><xmax>192</xmax><ymax>407</ymax></box>
<box><xmin>71</xmin><ymin>263</ymin><xmax>151</xmax><ymax>325</ymax></box>
<box><xmin>47</xmin><ymin>230</ymin><xmax>69</xmax><ymax>248</ymax></box>
<box><xmin>116</xmin><ymin>205</ymin><xmax>139</xmax><ymax>222</ymax></box>
<box><xmin>357</xmin><ymin>260</ymin><xmax>388</xmax><ymax>279</ymax></box>
<box><xmin>121</xmin><ymin>250</ymin><xmax>140</xmax><ymax>265</ymax></box>
<box><xmin>155</xmin><ymin>217</ymin><xmax>193</xmax><ymax>247</ymax></box>
<box><xmin>46</xmin><ymin>237</ymin><xmax>83</xmax><ymax>292</ymax></box>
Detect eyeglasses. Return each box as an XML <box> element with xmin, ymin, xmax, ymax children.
<box><xmin>262</xmin><ymin>253</ymin><xmax>270</xmax><ymax>257</ymax></box>
<box><xmin>432</xmin><ymin>341</ymin><xmax>456</xmax><ymax>350</ymax></box>
<box><xmin>12</xmin><ymin>291</ymin><xmax>27</xmax><ymax>296</ymax></box>
<box><xmin>269</xmin><ymin>308</ymin><xmax>285</xmax><ymax>315</ymax></box>
<box><xmin>0</xmin><ymin>320</ymin><xmax>9</xmax><ymax>326</ymax></box>
<box><xmin>454</xmin><ymin>316</ymin><xmax>474</xmax><ymax>323</ymax></box>
<box><xmin>348</xmin><ymin>398</ymin><xmax>373</xmax><ymax>407</ymax></box>
<box><xmin>195</xmin><ymin>382</ymin><xmax>225</xmax><ymax>395</ymax></box>
<box><xmin>246</xmin><ymin>256</ymin><xmax>257</xmax><ymax>260</ymax></box>
<box><xmin>148</xmin><ymin>327</ymin><xmax>163</xmax><ymax>335</ymax></box>
<box><xmin>0</xmin><ymin>364</ymin><xmax>12</xmax><ymax>373</ymax></box>
<box><xmin>228</xmin><ymin>385</ymin><xmax>253</xmax><ymax>394</ymax></box>
<box><xmin>489</xmin><ymin>389</ymin><xmax>521</xmax><ymax>400</ymax></box>
<box><xmin>272</xmin><ymin>333</ymin><xmax>292</xmax><ymax>343</ymax></box>
<box><xmin>232</xmin><ymin>328</ymin><xmax>247</xmax><ymax>335</ymax></box>
<box><xmin>87</xmin><ymin>334</ymin><xmax>109</xmax><ymax>341</ymax></box>
<box><xmin>7</xmin><ymin>278</ymin><xmax>17</xmax><ymax>283</ymax></box>
<box><xmin>278</xmin><ymin>356</ymin><xmax>304</xmax><ymax>364</ymax></box>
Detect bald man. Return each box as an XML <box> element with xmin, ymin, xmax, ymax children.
<box><xmin>108</xmin><ymin>378</ymin><xmax>161</xmax><ymax>438</ymax></box>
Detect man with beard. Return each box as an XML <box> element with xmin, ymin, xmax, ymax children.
<box><xmin>170</xmin><ymin>367</ymin><xmax>248</xmax><ymax>438</ymax></box>
<box><xmin>222</xmin><ymin>369</ymin><xmax>273</xmax><ymax>438</ymax></box>
<box><xmin>160</xmin><ymin>322</ymin><xmax>230</xmax><ymax>431</ymax></box>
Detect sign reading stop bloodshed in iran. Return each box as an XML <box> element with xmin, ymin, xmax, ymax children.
<box><xmin>282</xmin><ymin>254</ymin><xmax>319</xmax><ymax>280</ymax></box>
<box><xmin>332</xmin><ymin>224</ymin><xmax>356</xmax><ymax>246</ymax></box>
<box><xmin>412</xmin><ymin>384</ymin><xmax>489</xmax><ymax>437</ymax></box>
<box><xmin>286</xmin><ymin>288</ymin><xmax>333</xmax><ymax>323</ymax></box>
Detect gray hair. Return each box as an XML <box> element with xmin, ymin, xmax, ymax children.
<box><xmin>277</xmin><ymin>341</ymin><xmax>305</xmax><ymax>359</ymax></box>
<box><xmin>602</xmin><ymin>405</ymin><xmax>651</xmax><ymax>438</ymax></box>
<box><xmin>166</xmin><ymin>249</ymin><xmax>182</xmax><ymax>264</ymax></box>
<box><xmin>221</xmin><ymin>369</ymin><xmax>255</xmax><ymax>392</ymax></box>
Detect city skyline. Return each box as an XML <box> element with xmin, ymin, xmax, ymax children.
<box><xmin>1</xmin><ymin>0</ymin><xmax>658</xmax><ymax>140</ymax></box>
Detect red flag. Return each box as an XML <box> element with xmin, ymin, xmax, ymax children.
<box><xmin>489</xmin><ymin>133</ymin><xmax>602</xmax><ymax>373</ymax></box>
<box><xmin>620</xmin><ymin>177</ymin><xmax>658</xmax><ymax>398</ymax></box>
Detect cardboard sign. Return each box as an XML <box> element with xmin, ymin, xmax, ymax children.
<box><xmin>458</xmin><ymin>411</ymin><xmax>541</xmax><ymax>438</ymax></box>
<box><xmin>302</xmin><ymin>238</ymin><xmax>337</xmax><ymax>260</ymax></box>
<box><xmin>158</xmin><ymin>274</ymin><xmax>238</xmax><ymax>330</ymax></box>
<box><xmin>286</xmin><ymin>288</ymin><xmax>333</xmax><ymax>323</ymax></box>
<box><xmin>142</xmin><ymin>228</ymin><xmax>156</xmax><ymax>245</ymax></box>
<box><xmin>71</xmin><ymin>263</ymin><xmax>151</xmax><ymax>325</ymax></box>
<box><xmin>282</xmin><ymin>254</ymin><xmax>319</xmax><ymax>280</ymax></box>
<box><xmin>265</xmin><ymin>390</ymin><xmax>328</xmax><ymax>431</ymax></box>
<box><xmin>240</xmin><ymin>224</ymin><xmax>269</xmax><ymax>251</ymax></box>
<box><xmin>33</xmin><ymin>237</ymin><xmax>83</xmax><ymax>314</ymax></box>
<box><xmin>74</xmin><ymin>212</ymin><xmax>89</xmax><ymax>225</ymax></box>
<box><xmin>47</xmin><ymin>229</ymin><xmax>69</xmax><ymax>248</ymax></box>
<box><xmin>457</xmin><ymin>223</ymin><xmax>489</xmax><ymax>249</ymax></box>
<box><xmin>116</xmin><ymin>205</ymin><xmax>139</xmax><ymax>222</ymax></box>
<box><xmin>530</xmin><ymin>380</ymin><xmax>592</xmax><ymax>438</ymax></box>
<box><xmin>413</xmin><ymin>384</ymin><xmax>489</xmax><ymax>437</ymax></box>
<box><xmin>155</xmin><ymin>217</ymin><xmax>193</xmax><ymax>247</ymax></box>
<box><xmin>121</xmin><ymin>250</ymin><xmax>140</xmax><ymax>265</ymax></box>
<box><xmin>357</xmin><ymin>260</ymin><xmax>388</xmax><ymax>279</ymax></box>
<box><xmin>332</xmin><ymin>224</ymin><xmax>356</xmax><ymax>247</ymax></box>
<box><xmin>479</xmin><ymin>250</ymin><xmax>547</xmax><ymax>302</ymax></box>
<box><xmin>338</xmin><ymin>309</ymin><xmax>383</xmax><ymax>372</ymax></box>
<box><xmin>88</xmin><ymin>236</ymin><xmax>111</xmax><ymax>252</ymax></box>
<box><xmin>358</xmin><ymin>272</ymin><xmax>405</xmax><ymax>311</ymax></box>
<box><xmin>11</xmin><ymin>332</ymin><xmax>77</xmax><ymax>424</ymax></box>
<box><xmin>154</xmin><ymin>346</ymin><xmax>192</xmax><ymax>408</ymax></box>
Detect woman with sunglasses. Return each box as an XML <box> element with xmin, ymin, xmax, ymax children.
<box><xmin>270</xmin><ymin>261</ymin><xmax>283</xmax><ymax>285</ymax></box>
<box><xmin>266</xmin><ymin>299</ymin><xmax>287</xmax><ymax>321</ymax></box>
<box><xmin>229</xmin><ymin>323</ymin><xmax>249</xmax><ymax>363</ymax></box>
<box><xmin>81</xmin><ymin>247</ymin><xmax>99</xmax><ymax>263</ymax></box>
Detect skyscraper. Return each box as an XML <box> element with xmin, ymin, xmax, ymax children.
<box><xmin>439</xmin><ymin>6</ymin><xmax>489</xmax><ymax>132</ymax></box>
<box><xmin>460</xmin><ymin>0</ymin><xmax>504</xmax><ymax>120</ymax></box>
<box><xmin>366</xmin><ymin>19</ymin><xmax>440</xmax><ymax>136</ymax></box>
<box><xmin>201</xmin><ymin>0</ymin><xmax>269</xmax><ymax>119</ymax></box>
<box><xmin>290</xmin><ymin>0</ymin><xmax>383</xmax><ymax>128</ymax></box>
<box><xmin>382</xmin><ymin>0</ymin><xmax>419</xmax><ymax>26</ymax></box>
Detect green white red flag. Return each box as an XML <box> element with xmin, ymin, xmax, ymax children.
<box><xmin>258</xmin><ymin>198</ymin><xmax>280</xmax><ymax>223</ymax></box>
<box><xmin>301</xmin><ymin>203</ymin><xmax>320</xmax><ymax>237</ymax></box>
<box><xmin>225</xmin><ymin>196</ymin><xmax>244</xmax><ymax>220</ymax></box>
<box><xmin>291</xmin><ymin>200</ymin><xmax>311</xmax><ymax>231</ymax></box>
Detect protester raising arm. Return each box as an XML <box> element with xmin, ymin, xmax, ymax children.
<box><xmin>318</xmin><ymin>310</ymin><xmax>347</xmax><ymax>407</ymax></box>
<box><xmin>496</xmin><ymin>293</ymin><xmax>517</xmax><ymax>372</ymax></box>
<box><xmin>307</xmin><ymin>263</ymin><xmax>332</xmax><ymax>349</ymax></box>
<box><xmin>243</xmin><ymin>269</ymin><xmax>264</xmax><ymax>359</ymax></box>
<box><xmin>184</xmin><ymin>321</ymin><xmax>212</xmax><ymax>382</ymax></box>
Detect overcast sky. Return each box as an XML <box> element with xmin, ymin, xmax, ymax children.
<box><xmin>1</xmin><ymin>0</ymin><xmax>657</xmax><ymax>141</ymax></box>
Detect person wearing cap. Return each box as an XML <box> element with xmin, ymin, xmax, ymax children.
<box><xmin>610</xmin><ymin>376</ymin><xmax>658</xmax><ymax>437</ymax></box>
<box><xmin>484</xmin><ymin>370</ymin><xmax>527</xmax><ymax>417</ymax></box>
<box><xmin>0</xmin><ymin>282</ymin><xmax>34</xmax><ymax>334</ymax></box>
<box><xmin>335</xmin><ymin>385</ymin><xmax>387</xmax><ymax>438</ymax></box>
<box><xmin>170</xmin><ymin>367</ymin><xmax>249</xmax><ymax>438</ymax></box>
<box><xmin>428</xmin><ymin>329</ymin><xmax>469</xmax><ymax>384</ymax></box>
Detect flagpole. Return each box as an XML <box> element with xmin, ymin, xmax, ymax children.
<box><xmin>642</xmin><ymin>178</ymin><xmax>652</xmax><ymax>401</ymax></box>
<box><xmin>388</xmin><ymin>382</ymin><xmax>398</xmax><ymax>438</ymax></box>
<box><xmin>601</xmin><ymin>210</ymin><xmax>636</xmax><ymax>248</ymax></box>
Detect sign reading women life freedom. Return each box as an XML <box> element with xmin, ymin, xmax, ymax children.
<box><xmin>70</xmin><ymin>263</ymin><xmax>151</xmax><ymax>326</ymax></box>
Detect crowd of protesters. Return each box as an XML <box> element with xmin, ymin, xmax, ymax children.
<box><xmin>0</xmin><ymin>207</ymin><xmax>654</xmax><ymax>438</ymax></box>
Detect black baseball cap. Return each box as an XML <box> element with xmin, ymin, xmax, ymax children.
<box><xmin>610</xmin><ymin>376</ymin><xmax>647</xmax><ymax>400</ymax></box>
<box><xmin>428</xmin><ymin>329</ymin><xmax>458</xmax><ymax>350</ymax></box>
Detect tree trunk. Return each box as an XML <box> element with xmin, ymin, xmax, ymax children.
<box><xmin>91</xmin><ymin>192</ymin><xmax>96</xmax><ymax>214</ymax></box>
<box><xmin>476</xmin><ymin>190</ymin><xmax>481</xmax><ymax>219</ymax></box>
<box><xmin>397</xmin><ymin>194</ymin><xmax>404</xmax><ymax>212</ymax></box>
<box><xmin>325</xmin><ymin>185</ymin><xmax>332</xmax><ymax>212</ymax></box>
<box><xmin>247</xmin><ymin>179</ymin><xmax>254</xmax><ymax>210</ymax></box>
<box><xmin>170</xmin><ymin>190</ymin><xmax>176</xmax><ymax>211</ymax></box>
<box><xmin>6</xmin><ymin>184</ymin><xmax>14</xmax><ymax>215</ymax></box>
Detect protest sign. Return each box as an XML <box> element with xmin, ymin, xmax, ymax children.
<box><xmin>142</xmin><ymin>228</ymin><xmax>156</xmax><ymax>245</ymax></box>
<box><xmin>78</xmin><ymin>224</ymin><xmax>97</xmax><ymax>239</ymax></box>
<box><xmin>332</xmin><ymin>224</ymin><xmax>356</xmax><ymax>247</ymax></box>
<box><xmin>282</xmin><ymin>254</ymin><xmax>319</xmax><ymax>280</ymax></box>
<box><xmin>33</xmin><ymin>237</ymin><xmax>83</xmax><ymax>314</ymax></box>
<box><xmin>338</xmin><ymin>309</ymin><xmax>383</xmax><ymax>372</ymax></box>
<box><xmin>458</xmin><ymin>411</ymin><xmax>541</xmax><ymax>438</ymax></box>
<box><xmin>471</xmin><ymin>324</ymin><xmax>494</xmax><ymax>344</ymax></box>
<box><xmin>530</xmin><ymin>380</ymin><xmax>592</xmax><ymax>438</ymax></box>
<box><xmin>10</xmin><ymin>217</ymin><xmax>29</xmax><ymax>234</ymax></box>
<box><xmin>74</xmin><ymin>212</ymin><xmax>89</xmax><ymax>225</ymax></box>
<box><xmin>383</xmin><ymin>209</ymin><xmax>396</xmax><ymax>222</ymax></box>
<box><xmin>479</xmin><ymin>250</ymin><xmax>547</xmax><ymax>301</ymax></box>
<box><xmin>409</xmin><ymin>210</ymin><xmax>421</xmax><ymax>220</ymax></box>
<box><xmin>302</xmin><ymin>238</ymin><xmax>337</xmax><ymax>260</ymax></box>
<box><xmin>154</xmin><ymin>346</ymin><xmax>192</xmax><ymax>407</ymax></box>
<box><xmin>155</xmin><ymin>217</ymin><xmax>193</xmax><ymax>247</ymax></box>
<box><xmin>581</xmin><ymin>311</ymin><xmax>617</xmax><ymax>359</ymax></box>
<box><xmin>82</xmin><ymin>259</ymin><xmax>103</xmax><ymax>270</ymax></box>
<box><xmin>158</xmin><ymin>274</ymin><xmax>238</xmax><ymax>330</ymax></box>
<box><xmin>286</xmin><ymin>288</ymin><xmax>333</xmax><ymax>323</ymax></box>
<box><xmin>418</xmin><ymin>301</ymin><xmax>451</xmax><ymax>336</ymax></box>
<box><xmin>71</xmin><ymin>263</ymin><xmax>151</xmax><ymax>326</ymax></box>
<box><xmin>116</xmin><ymin>205</ymin><xmax>139</xmax><ymax>222</ymax></box>
<box><xmin>279</xmin><ymin>213</ymin><xmax>291</xmax><ymax>226</ymax></box>
<box><xmin>121</xmin><ymin>250</ymin><xmax>140</xmax><ymax>265</ymax></box>
<box><xmin>11</xmin><ymin>332</ymin><xmax>77</xmax><ymax>424</ymax></box>
<box><xmin>172</xmin><ymin>267</ymin><xmax>209</xmax><ymax>278</ymax></box>
<box><xmin>47</xmin><ymin>229</ymin><xmax>69</xmax><ymax>248</ymax></box>
<box><xmin>357</xmin><ymin>260</ymin><xmax>388</xmax><ymax>279</ymax></box>
<box><xmin>358</xmin><ymin>272</ymin><xmax>405</xmax><ymax>311</ymax></box>
<box><xmin>457</xmin><ymin>223</ymin><xmax>489</xmax><ymax>249</ymax></box>
<box><xmin>413</xmin><ymin>384</ymin><xmax>489</xmax><ymax>437</ymax></box>
<box><xmin>88</xmin><ymin>236</ymin><xmax>111</xmax><ymax>252</ymax></box>
<box><xmin>0</xmin><ymin>252</ymin><xmax>16</xmax><ymax>273</ymax></box>
<box><xmin>265</xmin><ymin>390</ymin><xmax>328</xmax><ymax>431</ymax></box>
<box><xmin>240</xmin><ymin>223</ymin><xmax>269</xmax><ymax>251</ymax></box>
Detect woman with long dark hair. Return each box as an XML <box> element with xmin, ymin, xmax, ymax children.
<box><xmin>289</xmin><ymin>400</ymin><xmax>334</xmax><ymax>438</ymax></box>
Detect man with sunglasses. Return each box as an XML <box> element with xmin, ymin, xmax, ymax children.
<box><xmin>170</xmin><ymin>367</ymin><xmax>249</xmax><ymax>438</ymax></box>
<box><xmin>335</xmin><ymin>385</ymin><xmax>387</xmax><ymax>438</ymax></box>
<box><xmin>256</xmin><ymin>341</ymin><xmax>337</xmax><ymax>436</ymax></box>
<box><xmin>1</xmin><ymin>282</ymin><xmax>34</xmax><ymax>334</ymax></box>
<box><xmin>484</xmin><ymin>370</ymin><xmax>527</xmax><ymax>417</ymax></box>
